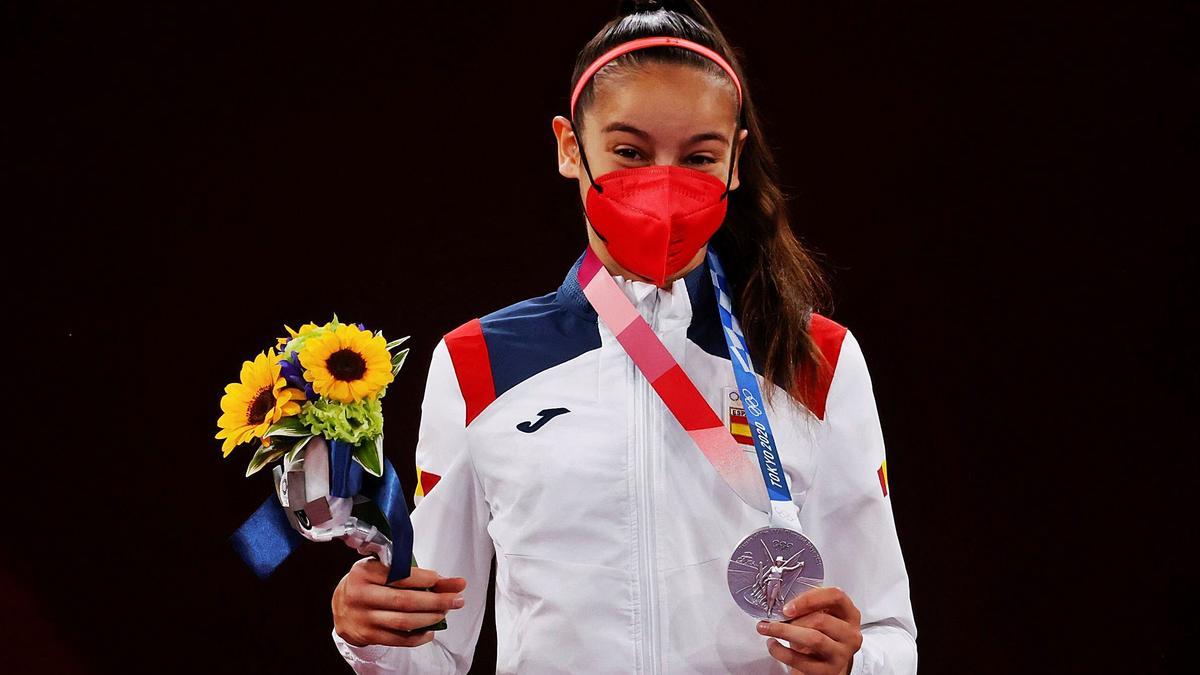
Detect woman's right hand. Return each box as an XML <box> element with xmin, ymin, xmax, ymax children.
<box><xmin>332</xmin><ymin>556</ymin><xmax>468</xmax><ymax>648</ymax></box>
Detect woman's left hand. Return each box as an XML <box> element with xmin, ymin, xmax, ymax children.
<box><xmin>756</xmin><ymin>586</ymin><xmax>863</xmax><ymax>675</ymax></box>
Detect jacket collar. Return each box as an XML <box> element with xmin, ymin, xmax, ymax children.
<box><xmin>555</xmin><ymin>247</ymin><xmax>718</xmax><ymax>327</ymax></box>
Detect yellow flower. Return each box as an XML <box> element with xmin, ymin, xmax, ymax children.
<box><xmin>276</xmin><ymin>321</ymin><xmax>321</xmax><ymax>351</ymax></box>
<box><xmin>215</xmin><ymin>351</ymin><xmax>307</xmax><ymax>457</ymax></box>
<box><xmin>298</xmin><ymin>324</ymin><xmax>394</xmax><ymax>403</ymax></box>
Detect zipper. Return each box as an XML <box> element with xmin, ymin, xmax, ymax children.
<box><xmin>633</xmin><ymin>290</ymin><xmax>662</xmax><ymax>675</ymax></box>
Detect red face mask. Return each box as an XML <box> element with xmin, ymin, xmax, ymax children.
<box><xmin>567</xmin><ymin>36</ymin><xmax>745</xmax><ymax>286</ymax></box>
<box><xmin>583</xmin><ymin>164</ymin><xmax>731</xmax><ymax>287</ymax></box>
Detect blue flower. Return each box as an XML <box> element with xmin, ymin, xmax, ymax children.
<box><xmin>279</xmin><ymin>351</ymin><xmax>311</xmax><ymax>396</ymax></box>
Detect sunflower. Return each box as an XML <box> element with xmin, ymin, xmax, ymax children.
<box><xmin>298</xmin><ymin>324</ymin><xmax>394</xmax><ymax>403</ymax></box>
<box><xmin>215</xmin><ymin>351</ymin><xmax>307</xmax><ymax>456</ymax></box>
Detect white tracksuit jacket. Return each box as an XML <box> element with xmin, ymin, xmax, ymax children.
<box><xmin>333</xmin><ymin>249</ymin><xmax>918</xmax><ymax>674</ymax></box>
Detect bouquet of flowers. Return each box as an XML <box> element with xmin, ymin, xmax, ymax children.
<box><xmin>218</xmin><ymin>316</ymin><xmax>440</xmax><ymax>630</ymax></box>
<box><xmin>215</xmin><ymin>316</ymin><xmax>406</xmax><ymax>479</ymax></box>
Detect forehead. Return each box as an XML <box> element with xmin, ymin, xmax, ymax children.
<box><xmin>587</xmin><ymin>61</ymin><xmax>739</xmax><ymax>135</ymax></box>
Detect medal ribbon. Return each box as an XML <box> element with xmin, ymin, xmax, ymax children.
<box><xmin>579</xmin><ymin>246</ymin><xmax>799</xmax><ymax>526</ymax></box>
<box><xmin>706</xmin><ymin>249</ymin><xmax>802</xmax><ymax>530</ymax></box>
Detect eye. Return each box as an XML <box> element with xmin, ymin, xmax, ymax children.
<box><xmin>614</xmin><ymin>146</ymin><xmax>642</xmax><ymax>160</ymax></box>
<box><xmin>687</xmin><ymin>154</ymin><xmax>718</xmax><ymax>165</ymax></box>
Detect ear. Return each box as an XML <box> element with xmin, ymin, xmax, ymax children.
<box><xmin>552</xmin><ymin>115</ymin><xmax>581</xmax><ymax>180</ymax></box>
<box><xmin>729</xmin><ymin>128</ymin><xmax>749</xmax><ymax>191</ymax></box>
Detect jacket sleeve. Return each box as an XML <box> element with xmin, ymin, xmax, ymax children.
<box><xmin>798</xmin><ymin>330</ymin><xmax>918</xmax><ymax>675</ymax></box>
<box><xmin>332</xmin><ymin>337</ymin><xmax>495</xmax><ymax>674</ymax></box>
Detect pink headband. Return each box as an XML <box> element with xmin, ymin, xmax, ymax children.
<box><xmin>569</xmin><ymin>36</ymin><xmax>743</xmax><ymax>117</ymax></box>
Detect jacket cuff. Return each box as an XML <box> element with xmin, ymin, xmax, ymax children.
<box><xmin>848</xmin><ymin>645</ymin><xmax>866</xmax><ymax>675</ymax></box>
<box><xmin>332</xmin><ymin>627</ymin><xmax>392</xmax><ymax>664</ymax></box>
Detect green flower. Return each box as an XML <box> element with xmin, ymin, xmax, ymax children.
<box><xmin>298</xmin><ymin>395</ymin><xmax>384</xmax><ymax>445</ymax></box>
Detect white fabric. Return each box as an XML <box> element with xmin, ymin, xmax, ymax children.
<box><xmin>277</xmin><ymin>436</ymin><xmax>354</xmax><ymax>541</ymax></box>
<box><xmin>332</xmin><ymin>274</ymin><xmax>918</xmax><ymax>673</ymax></box>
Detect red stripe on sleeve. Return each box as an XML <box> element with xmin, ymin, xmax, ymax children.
<box><xmin>797</xmin><ymin>313</ymin><xmax>848</xmax><ymax>420</ymax></box>
<box><xmin>444</xmin><ymin>319</ymin><xmax>497</xmax><ymax>426</ymax></box>
<box><xmin>420</xmin><ymin>469</ymin><xmax>442</xmax><ymax>496</ymax></box>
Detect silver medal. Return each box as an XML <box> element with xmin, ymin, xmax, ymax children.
<box><xmin>727</xmin><ymin>526</ymin><xmax>824</xmax><ymax>620</ymax></box>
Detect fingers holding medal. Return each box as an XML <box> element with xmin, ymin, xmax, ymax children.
<box><xmin>755</xmin><ymin>586</ymin><xmax>863</xmax><ymax>675</ymax></box>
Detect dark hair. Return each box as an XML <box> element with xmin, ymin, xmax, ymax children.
<box><xmin>570</xmin><ymin>0</ymin><xmax>831</xmax><ymax>410</ymax></box>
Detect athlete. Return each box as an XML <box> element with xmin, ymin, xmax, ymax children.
<box><xmin>756</xmin><ymin>554</ymin><xmax>807</xmax><ymax>618</ymax></box>
<box><xmin>330</xmin><ymin>1</ymin><xmax>917</xmax><ymax>673</ymax></box>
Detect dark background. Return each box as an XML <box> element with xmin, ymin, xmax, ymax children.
<box><xmin>3</xmin><ymin>1</ymin><xmax>1192</xmax><ymax>673</ymax></box>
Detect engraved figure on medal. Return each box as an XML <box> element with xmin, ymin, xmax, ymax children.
<box><xmin>727</xmin><ymin>527</ymin><xmax>824</xmax><ymax>620</ymax></box>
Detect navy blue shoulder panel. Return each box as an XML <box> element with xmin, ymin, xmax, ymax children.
<box><xmin>684</xmin><ymin>251</ymin><xmax>766</xmax><ymax>377</ymax></box>
<box><xmin>683</xmin><ymin>256</ymin><xmax>731</xmax><ymax>363</ymax></box>
<box><xmin>477</xmin><ymin>248</ymin><xmax>755</xmax><ymax>399</ymax></box>
<box><xmin>478</xmin><ymin>255</ymin><xmax>601</xmax><ymax>399</ymax></box>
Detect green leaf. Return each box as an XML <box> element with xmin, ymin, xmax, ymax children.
<box><xmin>391</xmin><ymin>348</ymin><xmax>410</xmax><ymax>376</ymax></box>
<box><xmin>283</xmin><ymin>434</ymin><xmax>315</xmax><ymax>464</ymax></box>
<box><xmin>245</xmin><ymin>443</ymin><xmax>288</xmax><ymax>477</ymax></box>
<box><xmin>351</xmin><ymin>499</ymin><xmax>391</xmax><ymax>539</ymax></box>
<box><xmin>385</xmin><ymin>336</ymin><xmax>411</xmax><ymax>351</ymax></box>
<box><xmin>264</xmin><ymin>416</ymin><xmax>310</xmax><ymax>439</ymax></box>
<box><xmin>352</xmin><ymin>434</ymin><xmax>384</xmax><ymax>477</ymax></box>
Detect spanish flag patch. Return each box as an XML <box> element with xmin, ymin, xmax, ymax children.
<box><xmin>414</xmin><ymin>466</ymin><xmax>442</xmax><ymax>505</ymax></box>
<box><xmin>877</xmin><ymin>459</ymin><xmax>889</xmax><ymax>497</ymax></box>
<box><xmin>729</xmin><ymin>406</ymin><xmax>755</xmax><ymax>446</ymax></box>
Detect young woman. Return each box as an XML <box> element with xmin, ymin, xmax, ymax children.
<box><xmin>330</xmin><ymin>1</ymin><xmax>916</xmax><ymax>673</ymax></box>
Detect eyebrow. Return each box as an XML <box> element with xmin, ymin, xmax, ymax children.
<box><xmin>601</xmin><ymin>121</ymin><xmax>730</xmax><ymax>145</ymax></box>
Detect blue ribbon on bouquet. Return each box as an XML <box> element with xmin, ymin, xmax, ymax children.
<box><xmin>229</xmin><ymin>439</ymin><xmax>414</xmax><ymax>584</ymax></box>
